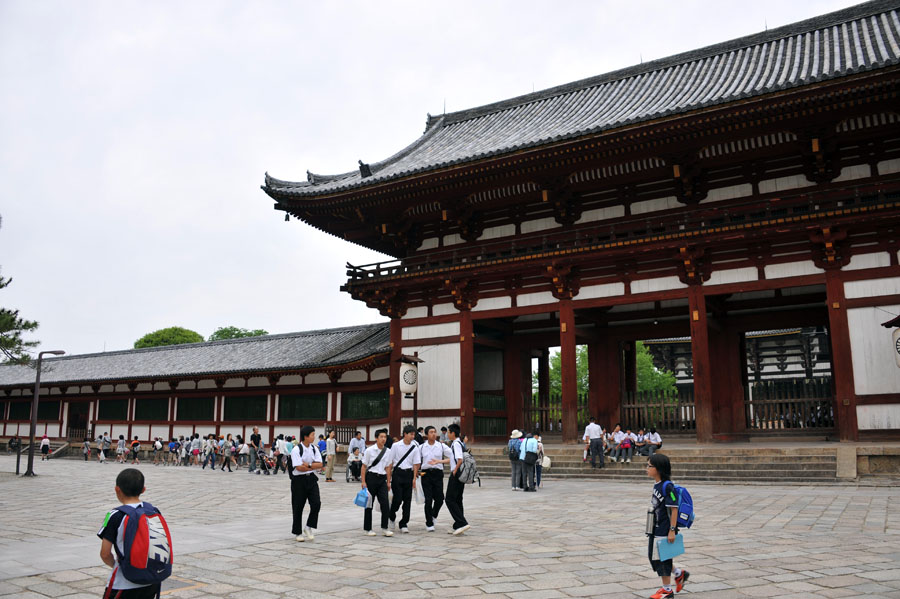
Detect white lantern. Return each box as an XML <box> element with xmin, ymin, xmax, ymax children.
<box><xmin>893</xmin><ymin>328</ymin><xmax>900</xmax><ymax>369</ymax></box>
<box><xmin>399</xmin><ymin>362</ymin><xmax>418</xmax><ymax>395</ymax></box>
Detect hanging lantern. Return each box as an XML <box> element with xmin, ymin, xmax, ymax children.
<box><xmin>399</xmin><ymin>362</ymin><xmax>418</xmax><ymax>395</ymax></box>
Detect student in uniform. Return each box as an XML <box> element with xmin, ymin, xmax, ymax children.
<box><xmin>444</xmin><ymin>423</ymin><xmax>470</xmax><ymax>535</ymax></box>
<box><xmin>419</xmin><ymin>425</ymin><xmax>451</xmax><ymax>531</ymax></box>
<box><xmin>361</xmin><ymin>428</ymin><xmax>393</xmax><ymax>537</ymax></box>
<box><xmin>646</xmin><ymin>453</ymin><xmax>689</xmax><ymax>598</ymax></box>
<box><xmin>290</xmin><ymin>425</ymin><xmax>323</xmax><ymax>542</ymax></box>
<box><xmin>388</xmin><ymin>425</ymin><xmax>421</xmax><ymax>533</ymax></box>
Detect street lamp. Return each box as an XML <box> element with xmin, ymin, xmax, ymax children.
<box><xmin>23</xmin><ymin>350</ymin><xmax>65</xmax><ymax>477</ymax></box>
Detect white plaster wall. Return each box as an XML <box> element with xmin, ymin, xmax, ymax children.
<box><xmin>848</xmin><ymin>305</ymin><xmax>900</xmax><ymax>395</ymax></box>
<box><xmin>479</xmin><ymin>224</ymin><xmax>516</xmax><ymax>240</ymax></box>
<box><xmin>517</xmin><ymin>290</ymin><xmax>557</xmax><ymax>307</ymax></box>
<box><xmin>857</xmin><ymin>405</ymin><xmax>900</xmax><ymax>430</ymax></box>
<box><xmin>833</xmin><ymin>164</ymin><xmax>871</xmax><ymax>182</ymax></box>
<box><xmin>370</xmin><ymin>366</ymin><xmax>390</xmax><ymax>381</ymax></box>
<box><xmin>247</xmin><ymin>377</ymin><xmax>268</xmax><ymax>387</ymax></box>
<box><xmin>219</xmin><ymin>426</ymin><xmax>244</xmax><ymax>440</ymax></box>
<box><xmin>631</xmin><ymin>276</ymin><xmax>687</xmax><ymax>293</ymax></box>
<box><xmin>150</xmin><ymin>425</ymin><xmax>169</xmax><ymax>440</ymax></box>
<box><xmin>432</xmin><ymin>303</ymin><xmax>457</xmax><ymax>316</ymax></box>
<box><xmin>176</xmin><ymin>381</ymin><xmax>196</xmax><ymax>390</ymax></box>
<box><xmin>403</xmin><ymin>344</ymin><xmax>461</xmax><ymax>410</ymax></box>
<box><xmin>707</xmin><ymin>267</ymin><xmax>759</xmax><ymax>286</ymax></box>
<box><xmin>845</xmin><ymin>277</ymin><xmax>900</xmax><ymax>299</ymax></box>
<box><xmin>152</xmin><ymin>382</ymin><xmax>170</xmax><ymax>391</ymax></box>
<box><xmin>402</xmin><ymin>306</ymin><xmax>429</xmax><ymax>319</ymax></box>
<box><xmin>327</xmin><ymin>392</ymin><xmax>332</xmax><ymax>421</ymax></box>
<box><xmin>197</xmin><ymin>380</ymin><xmax>217</xmax><ymax>389</ymax></box>
<box><xmin>472</xmin><ymin>296</ymin><xmax>512</xmax><ymax>312</ymax></box>
<box><xmin>418</xmin><ymin>237</ymin><xmax>439</xmax><ymax>251</ymax></box>
<box><xmin>631</xmin><ymin>196</ymin><xmax>679</xmax><ymax>214</ymax></box>
<box><xmin>131</xmin><ymin>425</ymin><xmax>150</xmax><ymax>440</ymax></box>
<box><xmin>135</xmin><ymin>384</ymin><xmax>151</xmax><ymax>392</ymax></box>
<box><xmin>576</xmin><ymin>205</ymin><xmax>625</xmax><ymax>224</ymax></box>
<box><xmin>171</xmin><ymin>425</ymin><xmax>194</xmax><ymax>439</ymax></box>
<box><xmin>877</xmin><ymin>158</ymin><xmax>900</xmax><ymax>175</ymax></box>
<box><xmin>115</xmin><ymin>384</ymin><xmax>129</xmax><ymax>393</ymax></box>
<box><xmin>223</xmin><ymin>378</ymin><xmax>245</xmax><ymax>388</ymax></box>
<box><xmin>578</xmin><ymin>282</ymin><xmax>625</xmax><ymax>299</ymax></box>
<box><xmin>845</xmin><ymin>252</ymin><xmax>891</xmax><ymax>271</ymax></box>
<box><xmin>474</xmin><ymin>351</ymin><xmax>503</xmax><ymax>391</ymax></box>
<box><xmin>402</xmin><ymin>322</ymin><xmax>460</xmax><ymax>341</ymax></box>
<box><xmin>521</xmin><ymin>217</ymin><xmax>561</xmax><ymax>234</ymax></box>
<box><xmin>305</xmin><ymin>373</ymin><xmax>330</xmax><ymax>384</ymax></box>
<box><xmin>758</xmin><ymin>175</ymin><xmax>813</xmax><ymax>194</ymax></box>
<box><xmin>764</xmin><ymin>260</ymin><xmax>824</xmax><ymax>279</ymax></box>
<box><xmin>278</xmin><ymin>375</ymin><xmax>303</xmax><ymax>386</ymax></box>
<box><xmin>443</xmin><ymin>234</ymin><xmax>463</xmax><ymax>246</ymax></box>
<box><xmin>340</xmin><ymin>370</ymin><xmax>368</xmax><ymax>383</ymax></box>
<box><xmin>274</xmin><ymin>426</ymin><xmax>298</xmax><ymax>439</ymax></box>
<box><xmin>700</xmin><ymin>183</ymin><xmax>753</xmax><ymax>204</ymax></box>
<box><xmin>366</xmin><ymin>423</ymin><xmax>389</xmax><ymax>441</ymax></box>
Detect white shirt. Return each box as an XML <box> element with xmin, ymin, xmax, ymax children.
<box><xmin>627</xmin><ymin>432</ymin><xmax>638</xmax><ymax>442</ymax></box>
<box><xmin>647</xmin><ymin>432</ymin><xmax>662</xmax><ymax>445</ymax></box>
<box><xmin>419</xmin><ymin>440</ymin><xmax>451</xmax><ymax>470</ymax></box>
<box><xmin>390</xmin><ymin>439</ymin><xmax>421</xmax><ymax>470</ymax></box>
<box><xmin>613</xmin><ymin>431</ymin><xmax>626</xmax><ymax>443</ymax></box>
<box><xmin>349</xmin><ymin>437</ymin><xmax>366</xmax><ymax>455</ymax></box>
<box><xmin>448</xmin><ymin>439</ymin><xmax>465</xmax><ymax>471</ymax></box>
<box><xmin>583</xmin><ymin>422</ymin><xmax>604</xmax><ymax>440</ymax></box>
<box><xmin>291</xmin><ymin>442</ymin><xmax>321</xmax><ymax>476</ymax></box>
<box><xmin>362</xmin><ymin>444</ymin><xmax>391</xmax><ymax>475</ymax></box>
<box><xmin>326</xmin><ymin>438</ymin><xmax>336</xmax><ymax>456</ymax></box>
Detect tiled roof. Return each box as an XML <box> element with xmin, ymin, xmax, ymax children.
<box><xmin>263</xmin><ymin>1</ymin><xmax>900</xmax><ymax>199</ymax></box>
<box><xmin>0</xmin><ymin>323</ymin><xmax>390</xmax><ymax>388</ymax></box>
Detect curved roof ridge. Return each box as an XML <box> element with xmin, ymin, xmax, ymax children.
<box><xmin>367</xmin><ymin>115</ymin><xmax>446</xmax><ymax>174</ymax></box>
<box><xmin>437</xmin><ymin>0</ymin><xmax>898</xmax><ymax>126</ymax></box>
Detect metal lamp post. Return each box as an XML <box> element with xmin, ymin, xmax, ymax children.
<box><xmin>23</xmin><ymin>349</ymin><xmax>65</xmax><ymax>477</ymax></box>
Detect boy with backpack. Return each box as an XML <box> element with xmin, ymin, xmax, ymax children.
<box><xmin>645</xmin><ymin>453</ymin><xmax>690</xmax><ymax>599</ymax></box>
<box><xmin>97</xmin><ymin>468</ymin><xmax>172</xmax><ymax>599</ymax></box>
<box><xmin>445</xmin><ymin>423</ymin><xmax>470</xmax><ymax>535</ymax></box>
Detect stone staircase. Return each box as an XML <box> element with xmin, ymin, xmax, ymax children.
<box><xmin>471</xmin><ymin>445</ymin><xmax>840</xmax><ymax>484</ymax></box>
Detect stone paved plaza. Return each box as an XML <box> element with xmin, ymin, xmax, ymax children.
<box><xmin>1</xmin><ymin>455</ymin><xmax>899</xmax><ymax>599</ymax></box>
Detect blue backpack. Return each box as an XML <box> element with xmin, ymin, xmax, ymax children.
<box><xmin>116</xmin><ymin>502</ymin><xmax>173</xmax><ymax>585</ymax></box>
<box><xmin>665</xmin><ymin>481</ymin><xmax>695</xmax><ymax>529</ymax></box>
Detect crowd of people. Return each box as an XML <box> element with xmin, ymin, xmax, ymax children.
<box><xmin>582</xmin><ymin>418</ymin><xmax>663</xmax><ymax>468</ymax></box>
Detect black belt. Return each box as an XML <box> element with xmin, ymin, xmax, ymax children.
<box><xmin>367</xmin><ymin>472</ymin><xmax>386</xmax><ymax>478</ymax></box>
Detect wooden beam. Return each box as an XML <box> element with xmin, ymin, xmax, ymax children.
<box><xmin>688</xmin><ymin>285</ymin><xmax>714</xmax><ymax>443</ymax></box>
<box><xmin>825</xmin><ymin>270</ymin><xmax>859</xmax><ymax>441</ymax></box>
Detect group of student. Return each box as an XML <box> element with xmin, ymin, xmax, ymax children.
<box><xmin>582</xmin><ymin>418</ymin><xmax>663</xmax><ymax>468</ymax></box>
<box><xmin>506</xmin><ymin>429</ymin><xmax>545</xmax><ymax>492</ymax></box>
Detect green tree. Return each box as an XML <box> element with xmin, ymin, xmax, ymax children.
<box><xmin>0</xmin><ymin>273</ymin><xmax>39</xmax><ymax>365</ymax></box>
<box><xmin>636</xmin><ymin>341</ymin><xmax>677</xmax><ymax>393</ymax></box>
<box><xmin>533</xmin><ymin>345</ymin><xmax>589</xmax><ymax>396</ymax></box>
<box><xmin>134</xmin><ymin>327</ymin><xmax>204</xmax><ymax>349</ymax></box>
<box><xmin>207</xmin><ymin>326</ymin><xmax>269</xmax><ymax>341</ymax></box>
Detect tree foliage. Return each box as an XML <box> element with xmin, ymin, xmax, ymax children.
<box><xmin>134</xmin><ymin>327</ymin><xmax>204</xmax><ymax>349</ymax></box>
<box><xmin>207</xmin><ymin>326</ymin><xmax>269</xmax><ymax>341</ymax></box>
<box><xmin>533</xmin><ymin>341</ymin><xmax>677</xmax><ymax>396</ymax></box>
<box><xmin>0</xmin><ymin>273</ymin><xmax>39</xmax><ymax>365</ymax></box>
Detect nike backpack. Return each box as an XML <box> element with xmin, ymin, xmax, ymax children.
<box><xmin>116</xmin><ymin>502</ymin><xmax>174</xmax><ymax>584</ymax></box>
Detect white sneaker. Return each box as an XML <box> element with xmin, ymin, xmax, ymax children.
<box><xmin>400</xmin><ymin>527</ymin><xmax>409</xmax><ymax>534</ymax></box>
<box><xmin>304</xmin><ymin>527</ymin><xmax>315</xmax><ymax>541</ymax></box>
<box><xmin>625</xmin><ymin>459</ymin><xmax>631</xmax><ymax>463</ymax></box>
<box><xmin>452</xmin><ymin>524</ymin><xmax>470</xmax><ymax>536</ymax></box>
<box><xmin>389</xmin><ymin>519</ymin><xmax>396</xmax><ymax>530</ymax></box>
<box><xmin>426</xmin><ymin>526</ymin><xmax>435</xmax><ymax>532</ymax></box>
<box><xmin>295</xmin><ymin>534</ymin><xmax>305</xmax><ymax>542</ymax></box>
<box><xmin>511</xmin><ymin>486</ymin><xmax>516</xmax><ymax>491</ymax></box>
<box><xmin>383</xmin><ymin>529</ymin><xmax>393</xmax><ymax>537</ymax></box>
<box><xmin>447</xmin><ymin>528</ymin><xmax>455</xmax><ymax>534</ymax></box>
<box><xmin>365</xmin><ymin>530</ymin><xmax>376</xmax><ymax>536</ymax></box>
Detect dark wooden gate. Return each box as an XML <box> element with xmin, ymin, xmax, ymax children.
<box><xmin>621</xmin><ymin>388</ymin><xmax>696</xmax><ymax>433</ymax></box>
<box><xmin>523</xmin><ymin>392</ymin><xmax>589</xmax><ymax>434</ymax></box>
<box><xmin>744</xmin><ymin>378</ymin><xmax>834</xmax><ymax>432</ymax></box>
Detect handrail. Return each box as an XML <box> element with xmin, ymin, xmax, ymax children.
<box><xmin>345</xmin><ymin>179</ymin><xmax>900</xmax><ymax>284</ymax></box>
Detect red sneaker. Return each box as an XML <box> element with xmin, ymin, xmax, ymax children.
<box><xmin>649</xmin><ymin>588</ymin><xmax>674</xmax><ymax>599</ymax></box>
<box><xmin>675</xmin><ymin>570</ymin><xmax>690</xmax><ymax>592</ymax></box>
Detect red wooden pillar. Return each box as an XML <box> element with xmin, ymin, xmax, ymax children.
<box><xmin>825</xmin><ymin>270</ymin><xmax>858</xmax><ymax>441</ymax></box>
<box><xmin>459</xmin><ymin>311</ymin><xmax>475</xmax><ymax>441</ymax></box>
<box><xmin>559</xmin><ymin>300</ymin><xmax>578</xmax><ymax>443</ymax></box>
<box><xmin>589</xmin><ymin>337</ymin><xmax>621</xmax><ymax>430</ymax></box>
<box><xmin>708</xmin><ymin>322</ymin><xmax>743</xmax><ymax>436</ymax></box>
<box><xmin>622</xmin><ymin>341</ymin><xmax>637</xmax><ymax>397</ymax></box>
<box><xmin>389</xmin><ymin>318</ymin><xmax>402</xmax><ymax>438</ymax></box>
<box><xmin>587</xmin><ymin>341</ymin><xmax>602</xmax><ymax>420</ymax></box>
<box><xmin>688</xmin><ymin>285</ymin><xmax>714</xmax><ymax>443</ymax></box>
<box><xmin>504</xmin><ymin>343</ymin><xmax>524</xmax><ymax>432</ymax></box>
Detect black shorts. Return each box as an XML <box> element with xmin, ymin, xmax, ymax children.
<box><xmin>104</xmin><ymin>583</ymin><xmax>161</xmax><ymax>599</ymax></box>
<box><xmin>648</xmin><ymin>536</ymin><xmax>673</xmax><ymax>577</ymax></box>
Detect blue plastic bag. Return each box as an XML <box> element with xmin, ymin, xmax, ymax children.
<box><xmin>354</xmin><ymin>488</ymin><xmax>369</xmax><ymax>508</ymax></box>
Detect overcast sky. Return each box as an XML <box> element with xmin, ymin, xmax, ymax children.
<box><xmin>0</xmin><ymin>0</ymin><xmax>860</xmax><ymax>357</ymax></box>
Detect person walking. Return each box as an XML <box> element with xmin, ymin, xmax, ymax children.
<box><xmin>419</xmin><ymin>425</ymin><xmax>451</xmax><ymax>532</ymax></box>
<box><xmin>534</xmin><ymin>432</ymin><xmax>545</xmax><ymax>488</ymax></box>
<box><xmin>101</xmin><ymin>432</ymin><xmax>111</xmax><ymax>463</ymax></box>
<box><xmin>220</xmin><ymin>434</ymin><xmax>235</xmax><ymax>472</ymax></box>
<box><xmin>324</xmin><ymin>430</ymin><xmax>337</xmax><ymax>482</ymax></box>
<box><xmin>115</xmin><ymin>434</ymin><xmax>126</xmax><ymax>463</ymax></box>
<box><xmin>388</xmin><ymin>425</ymin><xmax>420</xmax><ymax>533</ymax></box>
<box><xmin>507</xmin><ymin>430</ymin><xmax>523</xmax><ymax>490</ymax></box>
<box><xmin>646</xmin><ymin>453</ymin><xmax>689</xmax><ymax>598</ymax></box>
<box><xmin>290</xmin><ymin>425</ymin><xmax>323</xmax><ymax>542</ymax></box>
<box><xmin>130</xmin><ymin>436</ymin><xmax>141</xmax><ymax>465</ymax></box>
<box><xmin>39</xmin><ymin>434</ymin><xmax>50</xmax><ymax>460</ymax></box>
<box><xmin>360</xmin><ymin>428</ymin><xmax>393</xmax><ymax>537</ymax></box>
<box><xmin>82</xmin><ymin>437</ymin><xmax>91</xmax><ymax>461</ymax></box>
<box><xmin>248</xmin><ymin>427</ymin><xmax>261</xmax><ymax>473</ymax></box>
<box><xmin>445</xmin><ymin>423</ymin><xmax>469</xmax><ymax>535</ymax></box>
<box><xmin>583</xmin><ymin>417</ymin><xmax>605</xmax><ymax>469</ymax></box>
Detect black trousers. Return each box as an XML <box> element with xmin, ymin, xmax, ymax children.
<box><xmin>445</xmin><ymin>473</ymin><xmax>467</xmax><ymax>529</ymax></box>
<box><xmin>290</xmin><ymin>474</ymin><xmax>321</xmax><ymax>534</ymax></box>
<box><xmin>590</xmin><ymin>438</ymin><xmax>605</xmax><ymax>467</ymax></box>
<box><xmin>522</xmin><ymin>460</ymin><xmax>536</xmax><ymax>490</ymax></box>
<box><xmin>364</xmin><ymin>472</ymin><xmax>390</xmax><ymax>530</ymax></box>
<box><xmin>389</xmin><ymin>468</ymin><xmax>414</xmax><ymax>527</ymax></box>
<box><xmin>421</xmin><ymin>468</ymin><xmax>444</xmax><ymax>526</ymax></box>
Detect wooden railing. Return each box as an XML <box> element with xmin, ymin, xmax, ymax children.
<box><xmin>621</xmin><ymin>389</ymin><xmax>696</xmax><ymax>433</ymax></box>
<box><xmin>523</xmin><ymin>392</ymin><xmax>589</xmax><ymax>434</ymax></box>
<box><xmin>745</xmin><ymin>379</ymin><xmax>834</xmax><ymax>431</ymax></box>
